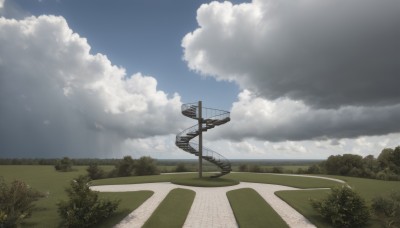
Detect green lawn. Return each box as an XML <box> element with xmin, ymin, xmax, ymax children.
<box><xmin>93</xmin><ymin>172</ymin><xmax>341</xmax><ymax>189</ymax></box>
<box><xmin>171</xmin><ymin>177</ymin><xmax>239</xmax><ymax>187</ymax></box>
<box><xmin>0</xmin><ymin>165</ymin><xmax>153</xmax><ymax>227</ymax></box>
<box><xmin>143</xmin><ymin>188</ymin><xmax>195</xmax><ymax>228</ymax></box>
<box><xmin>275</xmin><ymin>175</ymin><xmax>400</xmax><ymax>228</ymax></box>
<box><xmin>3</xmin><ymin>165</ymin><xmax>399</xmax><ymax>228</ymax></box>
<box><xmin>226</xmin><ymin>173</ymin><xmax>341</xmax><ymax>188</ymax></box>
<box><xmin>96</xmin><ymin>191</ymin><xmax>153</xmax><ymax>228</ymax></box>
<box><xmin>227</xmin><ymin>188</ymin><xmax>289</xmax><ymax>228</ymax></box>
<box><xmin>275</xmin><ymin>190</ymin><xmax>333</xmax><ymax>228</ymax></box>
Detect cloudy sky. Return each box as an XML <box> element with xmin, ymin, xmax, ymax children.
<box><xmin>1</xmin><ymin>0</ymin><xmax>399</xmax><ymax>159</ymax></box>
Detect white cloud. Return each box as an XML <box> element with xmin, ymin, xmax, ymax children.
<box><xmin>0</xmin><ymin>15</ymin><xmax>187</xmax><ymax>157</ymax></box>
<box><xmin>208</xmin><ymin>90</ymin><xmax>400</xmax><ymax>142</ymax></box>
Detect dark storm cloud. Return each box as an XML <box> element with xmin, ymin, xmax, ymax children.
<box><xmin>183</xmin><ymin>0</ymin><xmax>400</xmax><ymax>108</ymax></box>
<box><xmin>183</xmin><ymin>0</ymin><xmax>400</xmax><ymax>142</ymax></box>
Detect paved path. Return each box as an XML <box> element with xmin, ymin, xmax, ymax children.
<box><xmin>91</xmin><ymin>181</ymin><xmax>328</xmax><ymax>228</ymax></box>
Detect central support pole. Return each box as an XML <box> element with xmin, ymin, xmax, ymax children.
<box><xmin>198</xmin><ymin>100</ymin><xmax>203</xmax><ymax>178</ymax></box>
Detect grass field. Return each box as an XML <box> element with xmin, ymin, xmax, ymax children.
<box><xmin>275</xmin><ymin>175</ymin><xmax>400</xmax><ymax>228</ymax></box>
<box><xmin>227</xmin><ymin>188</ymin><xmax>289</xmax><ymax>228</ymax></box>
<box><xmin>143</xmin><ymin>188</ymin><xmax>195</xmax><ymax>228</ymax></box>
<box><xmin>93</xmin><ymin>172</ymin><xmax>341</xmax><ymax>189</ymax></box>
<box><xmin>2</xmin><ymin>165</ymin><xmax>399</xmax><ymax>228</ymax></box>
<box><xmin>171</xmin><ymin>177</ymin><xmax>239</xmax><ymax>187</ymax></box>
<box><xmin>0</xmin><ymin>165</ymin><xmax>153</xmax><ymax>227</ymax></box>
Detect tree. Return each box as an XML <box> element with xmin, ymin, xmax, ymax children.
<box><xmin>372</xmin><ymin>190</ymin><xmax>400</xmax><ymax>227</ymax></box>
<box><xmin>311</xmin><ymin>186</ymin><xmax>370</xmax><ymax>228</ymax></box>
<box><xmin>378</xmin><ymin>148</ymin><xmax>394</xmax><ymax>169</ymax></box>
<box><xmin>307</xmin><ymin>164</ymin><xmax>321</xmax><ymax>174</ymax></box>
<box><xmin>55</xmin><ymin>157</ymin><xmax>73</xmax><ymax>172</ymax></box>
<box><xmin>57</xmin><ymin>176</ymin><xmax>119</xmax><ymax>228</ymax></box>
<box><xmin>175</xmin><ymin>163</ymin><xmax>189</xmax><ymax>172</ymax></box>
<box><xmin>86</xmin><ymin>163</ymin><xmax>105</xmax><ymax>180</ymax></box>
<box><xmin>114</xmin><ymin>156</ymin><xmax>135</xmax><ymax>177</ymax></box>
<box><xmin>238</xmin><ymin>164</ymin><xmax>248</xmax><ymax>172</ymax></box>
<box><xmin>391</xmin><ymin>146</ymin><xmax>400</xmax><ymax>174</ymax></box>
<box><xmin>134</xmin><ymin>156</ymin><xmax>159</xmax><ymax>176</ymax></box>
<box><xmin>324</xmin><ymin>154</ymin><xmax>363</xmax><ymax>175</ymax></box>
<box><xmin>0</xmin><ymin>178</ymin><xmax>44</xmax><ymax>227</ymax></box>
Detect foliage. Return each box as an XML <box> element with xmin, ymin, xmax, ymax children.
<box><xmin>134</xmin><ymin>156</ymin><xmax>159</xmax><ymax>176</ymax></box>
<box><xmin>372</xmin><ymin>191</ymin><xmax>400</xmax><ymax>227</ymax></box>
<box><xmin>57</xmin><ymin>176</ymin><xmax>119</xmax><ymax>228</ymax></box>
<box><xmin>171</xmin><ymin>177</ymin><xmax>239</xmax><ymax>187</ymax></box>
<box><xmin>316</xmin><ymin>146</ymin><xmax>400</xmax><ymax>180</ymax></box>
<box><xmin>114</xmin><ymin>156</ymin><xmax>136</xmax><ymax>177</ymax></box>
<box><xmin>307</xmin><ymin>164</ymin><xmax>322</xmax><ymax>174</ymax></box>
<box><xmin>249</xmin><ymin>164</ymin><xmax>262</xmax><ymax>173</ymax></box>
<box><xmin>175</xmin><ymin>163</ymin><xmax>189</xmax><ymax>172</ymax></box>
<box><xmin>55</xmin><ymin>157</ymin><xmax>73</xmax><ymax>172</ymax></box>
<box><xmin>271</xmin><ymin>166</ymin><xmax>283</xmax><ymax>173</ymax></box>
<box><xmin>0</xmin><ymin>178</ymin><xmax>44</xmax><ymax>227</ymax></box>
<box><xmin>311</xmin><ymin>186</ymin><xmax>370</xmax><ymax>228</ymax></box>
<box><xmin>86</xmin><ymin>163</ymin><xmax>105</xmax><ymax>180</ymax></box>
<box><xmin>238</xmin><ymin>164</ymin><xmax>248</xmax><ymax>172</ymax></box>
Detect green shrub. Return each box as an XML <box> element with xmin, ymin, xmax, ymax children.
<box><xmin>86</xmin><ymin>163</ymin><xmax>105</xmax><ymax>180</ymax></box>
<box><xmin>0</xmin><ymin>178</ymin><xmax>44</xmax><ymax>227</ymax></box>
<box><xmin>372</xmin><ymin>191</ymin><xmax>400</xmax><ymax>227</ymax></box>
<box><xmin>134</xmin><ymin>156</ymin><xmax>159</xmax><ymax>176</ymax></box>
<box><xmin>175</xmin><ymin>163</ymin><xmax>189</xmax><ymax>172</ymax></box>
<box><xmin>272</xmin><ymin>166</ymin><xmax>283</xmax><ymax>173</ymax></box>
<box><xmin>114</xmin><ymin>156</ymin><xmax>135</xmax><ymax>177</ymax></box>
<box><xmin>238</xmin><ymin>164</ymin><xmax>248</xmax><ymax>172</ymax></box>
<box><xmin>55</xmin><ymin>157</ymin><xmax>73</xmax><ymax>172</ymax></box>
<box><xmin>57</xmin><ymin>176</ymin><xmax>119</xmax><ymax>227</ymax></box>
<box><xmin>249</xmin><ymin>165</ymin><xmax>262</xmax><ymax>173</ymax></box>
<box><xmin>311</xmin><ymin>186</ymin><xmax>370</xmax><ymax>228</ymax></box>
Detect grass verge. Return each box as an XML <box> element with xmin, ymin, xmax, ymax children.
<box><xmin>143</xmin><ymin>188</ymin><xmax>195</xmax><ymax>228</ymax></box>
<box><xmin>275</xmin><ymin>190</ymin><xmax>333</xmax><ymax>228</ymax></box>
<box><xmin>275</xmin><ymin>174</ymin><xmax>400</xmax><ymax>228</ymax></box>
<box><xmin>227</xmin><ymin>188</ymin><xmax>289</xmax><ymax>228</ymax></box>
<box><xmin>96</xmin><ymin>191</ymin><xmax>153</xmax><ymax>228</ymax></box>
<box><xmin>0</xmin><ymin>165</ymin><xmax>153</xmax><ymax>227</ymax></box>
<box><xmin>171</xmin><ymin>177</ymin><xmax>239</xmax><ymax>187</ymax></box>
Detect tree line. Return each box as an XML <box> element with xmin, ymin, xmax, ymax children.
<box><xmin>310</xmin><ymin>146</ymin><xmax>400</xmax><ymax>180</ymax></box>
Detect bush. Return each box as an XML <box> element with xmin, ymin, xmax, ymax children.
<box><xmin>372</xmin><ymin>191</ymin><xmax>400</xmax><ymax>227</ymax></box>
<box><xmin>238</xmin><ymin>164</ymin><xmax>248</xmax><ymax>172</ymax></box>
<box><xmin>307</xmin><ymin>164</ymin><xmax>321</xmax><ymax>174</ymax></box>
<box><xmin>249</xmin><ymin>165</ymin><xmax>262</xmax><ymax>173</ymax></box>
<box><xmin>55</xmin><ymin>157</ymin><xmax>73</xmax><ymax>172</ymax></box>
<box><xmin>271</xmin><ymin>166</ymin><xmax>283</xmax><ymax>173</ymax></box>
<box><xmin>57</xmin><ymin>176</ymin><xmax>119</xmax><ymax>228</ymax></box>
<box><xmin>134</xmin><ymin>156</ymin><xmax>159</xmax><ymax>176</ymax></box>
<box><xmin>0</xmin><ymin>178</ymin><xmax>44</xmax><ymax>227</ymax></box>
<box><xmin>114</xmin><ymin>156</ymin><xmax>135</xmax><ymax>177</ymax></box>
<box><xmin>175</xmin><ymin>163</ymin><xmax>189</xmax><ymax>172</ymax></box>
<box><xmin>311</xmin><ymin>186</ymin><xmax>370</xmax><ymax>228</ymax></box>
<box><xmin>86</xmin><ymin>163</ymin><xmax>105</xmax><ymax>180</ymax></box>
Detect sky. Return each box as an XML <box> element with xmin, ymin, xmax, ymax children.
<box><xmin>0</xmin><ymin>0</ymin><xmax>399</xmax><ymax>159</ymax></box>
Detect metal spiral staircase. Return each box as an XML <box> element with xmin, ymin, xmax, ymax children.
<box><xmin>175</xmin><ymin>102</ymin><xmax>231</xmax><ymax>178</ymax></box>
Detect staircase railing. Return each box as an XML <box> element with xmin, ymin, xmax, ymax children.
<box><xmin>176</xmin><ymin>102</ymin><xmax>231</xmax><ymax>178</ymax></box>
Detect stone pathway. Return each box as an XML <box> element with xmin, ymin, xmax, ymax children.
<box><xmin>91</xmin><ymin>180</ymin><xmax>333</xmax><ymax>228</ymax></box>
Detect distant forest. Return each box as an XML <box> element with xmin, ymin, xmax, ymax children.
<box><xmin>1</xmin><ymin>146</ymin><xmax>399</xmax><ymax>181</ymax></box>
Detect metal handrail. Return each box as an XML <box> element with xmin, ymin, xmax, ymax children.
<box><xmin>176</xmin><ymin>102</ymin><xmax>231</xmax><ymax>177</ymax></box>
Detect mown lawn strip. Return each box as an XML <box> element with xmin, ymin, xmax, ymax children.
<box><xmin>143</xmin><ymin>188</ymin><xmax>195</xmax><ymax>228</ymax></box>
<box><xmin>227</xmin><ymin>188</ymin><xmax>289</xmax><ymax>228</ymax></box>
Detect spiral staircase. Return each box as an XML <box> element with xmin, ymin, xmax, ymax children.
<box><xmin>175</xmin><ymin>102</ymin><xmax>231</xmax><ymax>178</ymax></box>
